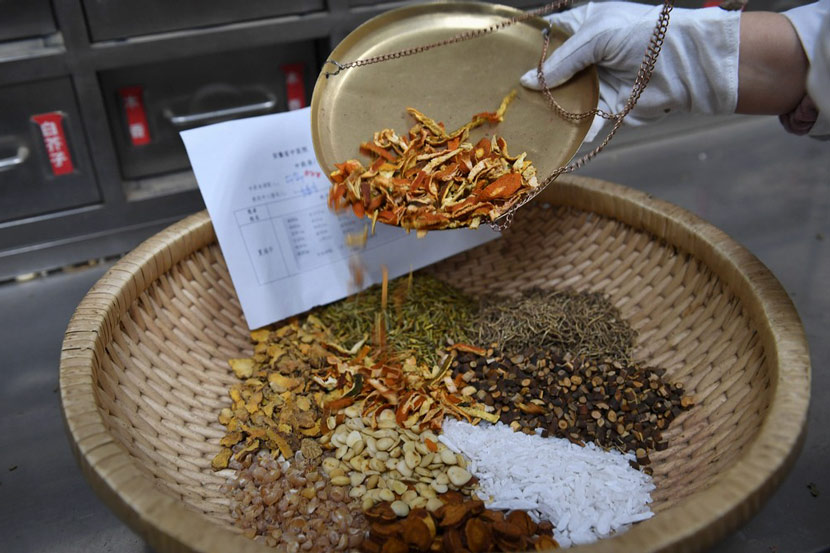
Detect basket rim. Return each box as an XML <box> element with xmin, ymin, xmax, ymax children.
<box><xmin>59</xmin><ymin>174</ymin><xmax>810</xmax><ymax>553</ymax></box>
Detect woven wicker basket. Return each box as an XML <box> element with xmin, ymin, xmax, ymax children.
<box><xmin>60</xmin><ymin>174</ymin><xmax>810</xmax><ymax>553</ymax></box>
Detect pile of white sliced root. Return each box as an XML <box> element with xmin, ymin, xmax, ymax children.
<box><xmin>439</xmin><ymin>419</ymin><xmax>656</xmax><ymax>548</ymax></box>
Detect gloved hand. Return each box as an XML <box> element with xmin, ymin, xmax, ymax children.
<box><xmin>520</xmin><ymin>2</ymin><xmax>741</xmax><ymax>141</ymax></box>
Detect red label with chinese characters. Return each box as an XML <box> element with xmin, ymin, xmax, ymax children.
<box><xmin>31</xmin><ymin>112</ymin><xmax>75</xmax><ymax>176</ymax></box>
<box><xmin>119</xmin><ymin>86</ymin><xmax>151</xmax><ymax>146</ymax></box>
<box><xmin>282</xmin><ymin>64</ymin><xmax>306</xmax><ymax>111</ymax></box>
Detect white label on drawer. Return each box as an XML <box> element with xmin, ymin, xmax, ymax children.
<box><xmin>181</xmin><ymin>107</ymin><xmax>498</xmax><ymax>330</ymax></box>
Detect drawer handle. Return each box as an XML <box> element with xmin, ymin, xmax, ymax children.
<box><xmin>164</xmin><ymin>98</ymin><xmax>277</xmax><ymax>127</ymax></box>
<box><xmin>0</xmin><ymin>146</ymin><xmax>29</xmax><ymax>172</ymax></box>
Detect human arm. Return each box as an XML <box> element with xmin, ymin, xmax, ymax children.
<box><xmin>736</xmin><ymin>11</ymin><xmax>808</xmax><ymax>114</ymax></box>
<box><xmin>520</xmin><ymin>2</ymin><xmax>824</xmax><ymax>140</ymax></box>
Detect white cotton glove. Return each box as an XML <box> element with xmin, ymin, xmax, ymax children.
<box><xmin>520</xmin><ymin>2</ymin><xmax>741</xmax><ymax>141</ymax></box>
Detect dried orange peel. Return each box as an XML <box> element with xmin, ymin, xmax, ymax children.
<box><xmin>328</xmin><ymin>91</ymin><xmax>539</xmax><ymax>231</ymax></box>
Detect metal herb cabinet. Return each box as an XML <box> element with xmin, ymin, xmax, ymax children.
<box><xmin>81</xmin><ymin>0</ymin><xmax>325</xmax><ymax>41</ymax></box>
<box><xmin>1</xmin><ymin>1</ymin><xmax>342</xmax><ymax>281</ymax></box>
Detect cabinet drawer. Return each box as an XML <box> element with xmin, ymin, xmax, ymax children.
<box><xmin>0</xmin><ymin>78</ymin><xmax>100</xmax><ymax>223</ymax></box>
<box><xmin>346</xmin><ymin>1</ymin><xmax>541</xmax><ymax>5</ymax></box>
<box><xmin>82</xmin><ymin>0</ymin><xmax>324</xmax><ymax>41</ymax></box>
<box><xmin>100</xmin><ymin>42</ymin><xmax>320</xmax><ymax>181</ymax></box>
<box><xmin>0</xmin><ymin>0</ymin><xmax>56</xmax><ymax>42</ymax></box>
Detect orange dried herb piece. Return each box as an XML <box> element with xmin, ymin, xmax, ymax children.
<box><xmin>449</xmin><ymin>343</ymin><xmax>487</xmax><ymax>356</ymax></box>
<box><xmin>506</xmin><ymin>510</ymin><xmax>537</xmax><ymax>535</ymax></box>
<box><xmin>366</xmin><ymin>502</ymin><xmax>399</xmax><ymax>522</ymax></box>
<box><xmin>464</xmin><ymin>518</ymin><xmax>492</xmax><ymax>553</ymax></box>
<box><xmin>233</xmin><ymin>438</ymin><xmax>260</xmax><ymax>461</ymax></box>
<box><xmin>219</xmin><ymin>431</ymin><xmax>242</xmax><ymax>447</ymax></box>
<box><xmin>441</xmin><ymin>529</ymin><xmax>465</xmax><ymax>553</ymax></box>
<box><xmin>229</xmin><ymin>358</ymin><xmax>255</xmax><ymax>378</ymax></box>
<box><xmin>479</xmin><ymin>510</ymin><xmax>505</xmax><ymax>524</ymax></box>
<box><xmin>441</xmin><ymin>490</ymin><xmax>466</xmax><ymax>505</ymax></box>
<box><xmin>371</xmin><ymin>522</ymin><xmax>402</xmax><ymax>540</ymax></box>
<box><xmin>361</xmin><ymin>541</ymin><xmax>382</xmax><ymax>553</ymax></box>
<box><xmin>380</xmin><ymin>537</ymin><xmax>408</xmax><ymax>553</ymax></box>
<box><xmin>440</xmin><ymin>503</ymin><xmax>474</xmax><ymax>528</ymax></box>
<box><xmin>477</xmin><ymin>172</ymin><xmax>523</xmax><ymax>201</ymax></box>
<box><xmin>266</xmin><ymin>428</ymin><xmax>293</xmax><ymax>458</ymax></box>
<box><xmin>326</xmin><ymin>396</ymin><xmax>355</xmax><ymax>410</ymax></box>
<box><xmin>517</xmin><ymin>402</ymin><xmax>546</xmax><ymax>415</ymax></box>
<box><xmin>410</xmin><ymin>509</ymin><xmax>438</xmax><ymax>540</ymax></box>
<box><xmin>401</xmin><ymin>517</ymin><xmax>432</xmax><ymax>551</ymax></box>
<box><xmin>536</xmin><ymin>520</ymin><xmax>554</xmax><ymax>536</ymax></box>
<box><xmin>328</xmin><ymin>90</ymin><xmax>538</xmax><ymax>231</ymax></box>
<box><xmin>360</xmin><ymin>142</ymin><xmax>397</xmax><ymax>161</ymax></box>
<box><xmin>211</xmin><ymin>447</ymin><xmax>232</xmax><ymax>470</ymax></box>
<box><xmin>492</xmin><ymin>520</ymin><xmax>524</xmax><ymax>539</ymax></box>
<box><xmin>495</xmin><ymin>534</ymin><xmax>527</xmax><ymax>552</ymax></box>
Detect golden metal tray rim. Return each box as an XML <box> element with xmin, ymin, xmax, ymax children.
<box><xmin>310</xmin><ymin>1</ymin><xmax>599</xmax><ymax>183</ymax></box>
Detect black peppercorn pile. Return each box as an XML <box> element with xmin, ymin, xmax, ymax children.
<box><xmin>451</xmin><ymin>349</ymin><xmax>694</xmax><ymax>472</ymax></box>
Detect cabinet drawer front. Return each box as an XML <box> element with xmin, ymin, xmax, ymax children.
<box><xmin>100</xmin><ymin>43</ymin><xmax>319</xmax><ymax>181</ymax></box>
<box><xmin>82</xmin><ymin>0</ymin><xmax>324</xmax><ymax>41</ymax></box>
<box><xmin>0</xmin><ymin>79</ymin><xmax>100</xmax><ymax>224</ymax></box>
<box><xmin>0</xmin><ymin>0</ymin><xmax>56</xmax><ymax>42</ymax></box>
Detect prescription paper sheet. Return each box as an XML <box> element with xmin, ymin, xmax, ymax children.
<box><xmin>181</xmin><ymin>108</ymin><xmax>499</xmax><ymax>330</ymax></box>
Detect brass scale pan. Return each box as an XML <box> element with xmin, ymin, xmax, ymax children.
<box><xmin>311</xmin><ymin>1</ymin><xmax>598</xmax><ymax>197</ymax></box>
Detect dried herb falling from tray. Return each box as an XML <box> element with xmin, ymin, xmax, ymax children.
<box><xmin>314</xmin><ymin>273</ymin><xmax>478</xmax><ymax>366</ymax></box>
<box><xmin>476</xmin><ymin>288</ymin><xmax>638</xmax><ymax>364</ymax></box>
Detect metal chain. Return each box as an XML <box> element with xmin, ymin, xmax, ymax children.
<box><xmin>323</xmin><ymin>0</ymin><xmax>676</xmax><ymax>231</ymax></box>
<box><xmin>323</xmin><ymin>0</ymin><xmax>574</xmax><ymax>76</ymax></box>
<box><xmin>491</xmin><ymin>0</ymin><xmax>674</xmax><ymax>231</ymax></box>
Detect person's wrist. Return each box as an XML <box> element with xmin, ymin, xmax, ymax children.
<box><xmin>778</xmin><ymin>94</ymin><xmax>819</xmax><ymax>136</ymax></box>
<box><xmin>736</xmin><ymin>12</ymin><xmax>808</xmax><ymax>114</ymax></box>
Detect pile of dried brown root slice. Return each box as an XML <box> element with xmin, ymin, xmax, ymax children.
<box><xmin>362</xmin><ymin>493</ymin><xmax>557</xmax><ymax>553</ymax></box>
<box><xmin>327</xmin><ymin>91</ymin><xmax>539</xmax><ymax>232</ymax></box>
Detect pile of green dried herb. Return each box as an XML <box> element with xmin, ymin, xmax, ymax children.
<box><xmin>476</xmin><ymin>289</ymin><xmax>637</xmax><ymax>363</ymax></box>
<box><xmin>314</xmin><ymin>273</ymin><xmax>478</xmax><ymax>365</ymax></box>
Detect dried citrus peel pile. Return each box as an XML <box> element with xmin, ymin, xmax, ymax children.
<box><xmin>212</xmin><ymin>313</ymin><xmax>497</xmax><ymax>470</ymax></box>
<box><xmin>328</xmin><ymin>91</ymin><xmax>539</xmax><ymax>232</ymax></box>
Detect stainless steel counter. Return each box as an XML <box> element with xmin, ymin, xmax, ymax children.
<box><xmin>1</xmin><ymin>114</ymin><xmax>827</xmax><ymax>553</ymax></box>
